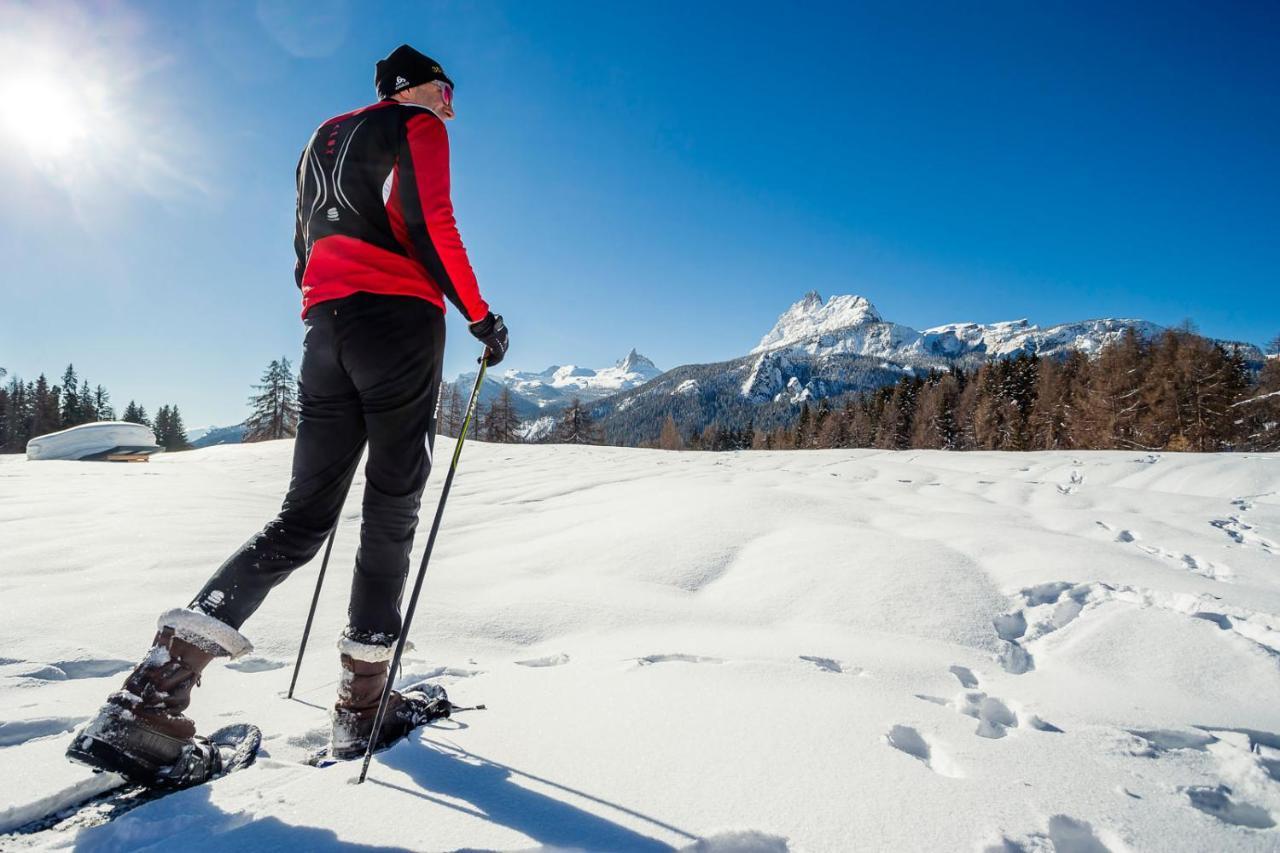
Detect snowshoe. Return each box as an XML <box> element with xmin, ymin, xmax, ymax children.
<box><xmin>329</xmin><ymin>680</ymin><xmax>453</xmax><ymax>761</ymax></box>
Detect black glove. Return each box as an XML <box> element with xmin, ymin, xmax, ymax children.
<box><xmin>468</xmin><ymin>312</ymin><xmax>509</xmax><ymax>366</ymax></box>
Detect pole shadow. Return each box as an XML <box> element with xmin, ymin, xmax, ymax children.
<box><xmin>375</xmin><ymin>736</ymin><xmax>698</xmax><ymax>852</ymax></box>
<box><xmin>64</xmin><ymin>783</ymin><xmax>415</xmax><ymax>853</ymax></box>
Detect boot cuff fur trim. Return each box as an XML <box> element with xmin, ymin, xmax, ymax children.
<box><xmin>337</xmin><ymin>634</ymin><xmax>414</xmax><ymax>662</ymax></box>
<box><xmin>159</xmin><ymin>608</ymin><xmax>253</xmax><ymax>659</ymax></box>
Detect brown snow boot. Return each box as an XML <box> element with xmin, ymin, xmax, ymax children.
<box><xmin>67</xmin><ymin>608</ymin><xmax>252</xmax><ymax>787</ymax></box>
<box><xmin>330</xmin><ymin>637</ymin><xmax>451</xmax><ymax>761</ymax></box>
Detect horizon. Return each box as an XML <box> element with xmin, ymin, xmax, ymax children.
<box><xmin>2</xmin><ymin>1</ymin><xmax>1277</xmax><ymax>426</ymax></box>
<box><xmin>6</xmin><ymin>285</ymin><xmax>1271</xmax><ymax>432</ymax></box>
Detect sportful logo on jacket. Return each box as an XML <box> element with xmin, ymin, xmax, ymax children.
<box><xmin>293</xmin><ymin>100</ymin><xmax>490</xmax><ymax>323</ymax></box>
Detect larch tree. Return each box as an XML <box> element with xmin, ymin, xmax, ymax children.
<box><xmin>485</xmin><ymin>387</ymin><xmax>521</xmax><ymax>443</ymax></box>
<box><xmin>658</xmin><ymin>414</ymin><xmax>684</xmax><ymax>450</ymax></box>
<box><xmin>555</xmin><ymin>397</ymin><xmax>599</xmax><ymax>444</ymax></box>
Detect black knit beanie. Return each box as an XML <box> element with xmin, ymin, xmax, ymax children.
<box><xmin>375</xmin><ymin>44</ymin><xmax>453</xmax><ymax>100</ymax></box>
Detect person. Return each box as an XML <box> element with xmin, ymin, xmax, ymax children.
<box><xmin>67</xmin><ymin>44</ymin><xmax>509</xmax><ymax>785</ymax></box>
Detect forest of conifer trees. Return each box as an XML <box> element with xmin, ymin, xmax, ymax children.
<box><xmin>743</xmin><ymin>328</ymin><xmax>1280</xmax><ymax>453</ymax></box>
<box><xmin>8</xmin><ymin>327</ymin><xmax>1276</xmax><ymax>457</ymax></box>
<box><xmin>442</xmin><ymin>328</ymin><xmax>1279</xmax><ymax>453</ymax></box>
<box><xmin>0</xmin><ymin>364</ymin><xmax>192</xmax><ymax>454</ymax></box>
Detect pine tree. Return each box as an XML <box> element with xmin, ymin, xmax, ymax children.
<box><xmin>153</xmin><ymin>404</ymin><xmax>193</xmax><ymax>451</ymax></box>
<box><xmin>794</xmin><ymin>403</ymin><xmax>812</xmax><ymax>449</ymax></box>
<box><xmin>77</xmin><ymin>379</ymin><xmax>93</xmax><ymax>423</ymax></box>
<box><xmin>877</xmin><ymin>377</ymin><xmax>921</xmax><ymax>450</ymax></box>
<box><xmin>154</xmin><ymin>405</ymin><xmax>172</xmax><ymax>447</ymax></box>
<box><xmin>121</xmin><ymin>400</ymin><xmax>153</xmax><ymax>428</ymax></box>
<box><xmin>912</xmin><ymin>371</ymin><xmax>961</xmax><ymax>449</ymax></box>
<box><xmin>60</xmin><ymin>364</ymin><xmax>79</xmax><ymax>427</ymax></box>
<box><xmin>555</xmin><ymin>397</ymin><xmax>599</xmax><ymax>444</ymax></box>
<box><xmin>31</xmin><ymin>375</ymin><xmax>61</xmax><ymax>438</ymax></box>
<box><xmin>244</xmin><ymin>358</ymin><xmax>300</xmax><ymax>442</ymax></box>
<box><xmin>5</xmin><ymin>378</ymin><xmax>32</xmax><ymax>452</ymax></box>
<box><xmin>93</xmin><ymin>385</ymin><xmax>115</xmax><ymax>421</ymax></box>
<box><xmin>13</xmin><ymin>380</ymin><xmax>34</xmax><ymax>450</ymax></box>
<box><xmin>0</xmin><ymin>370</ymin><xmax>8</xmax><ymax>452</ymax></box>
<box><xmin>1235</xmin><ymin>351</ymin><xmax>1280</xmax><ymax>451</ymax></box>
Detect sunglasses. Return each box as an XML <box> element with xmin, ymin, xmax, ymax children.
<box><xmin>432</xmin><ymin>80</ymin><xmax>453</xmax><ymax>106</ymax></box>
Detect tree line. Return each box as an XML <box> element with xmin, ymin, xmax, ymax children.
<box><xmin>12</xmin><ymin>328</ymin><xmax>1272</xmax><ymax>456</ymax></box>
<box><xmin>435</xmin><ymin>382</ymin><xmax>603</xmax><ymax>445</ymax></box>
<box><xmin>0</xmin><ymin>364</ymin><xmax>192</xmax><ymax>454</ymax></box>
<box><xmin>678</xmin><ymin>328</ymin><xmax>1280</xmax><ymax>453</ymax></box>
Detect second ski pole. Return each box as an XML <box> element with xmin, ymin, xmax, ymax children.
<box><xmin>357</xmin><ymin>353</ymin><xmax>490</xmax><ymax>784</ymax></box>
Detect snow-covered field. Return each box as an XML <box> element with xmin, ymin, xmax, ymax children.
<box><xmin>2</xmin><ymin>442</ymin><xmax>1279</xmax><ymax>851</ymax></box>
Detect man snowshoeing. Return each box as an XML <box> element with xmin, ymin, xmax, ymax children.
<box><xmin>67</xmin><ymin>44</ymin><xmax>509</xmax><ymax>787</ymax></box>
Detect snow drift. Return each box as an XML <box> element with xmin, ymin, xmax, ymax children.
<box><xmin>25</xmin><ymin>421</ymin><xmax>162</xmax><ymax>462</ymax></box>
<box><xmin>1</xmin><ymin>442</ymin><xmax>1279</xmax><ymax>850</ymax></box>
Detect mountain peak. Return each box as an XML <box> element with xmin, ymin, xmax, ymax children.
<box><xmin>616</xmin><ymin>348</ymin><xmax>657</xmax><ymax>373</ymax></box>
<box><xmin>754</xmin><ymin>293</ymin><xmax>883</xmax><ymax>353</ymax></box>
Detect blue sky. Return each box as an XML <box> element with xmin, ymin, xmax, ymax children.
<box><xmin>0</xmin><ymin>0</ymin><xmax>1276</xmax><ymax>427</ymax></box>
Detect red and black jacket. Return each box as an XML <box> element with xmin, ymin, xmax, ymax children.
<box><xmin>293</xmin><ymin>100</ymin><xmax>489</xmax><ymax>322</ymax></box>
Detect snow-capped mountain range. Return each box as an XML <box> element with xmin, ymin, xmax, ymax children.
<box><xmin>450</xmin><ymin>349</ymin><xmax>662</xmax><ymax>429</ymax></box>
<box><xmin>500</xmin><ymin>349</ymin><xmax>661</xmax><ymax>409</ymax></box>
<box><xmin>592</xmin><ymin>291</ymin><xmax>1266</xmax><ymax>443</ymax></box>
<box><xmin>194</xmin><ymin>293</ymin><xmax>1263</xmax><ymax>444</ymax></box>
<box><xmin>737</xmin><ymin>291</ymin><xmax>1252</xmax><ymax>404</ymax></box>
<box><xmin>750</xmin><ymin>290</ymin><xmax>1164</xmax><ymax>362</ymax></box>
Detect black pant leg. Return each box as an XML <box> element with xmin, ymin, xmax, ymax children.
<box><xmin>337</xmin><ymin>295</ymin><xmax>445</xmax><ymax>640</ymax></box>
<box><xmin>192</xmin><ymin>306</ymin><xmax>368</xmax><ymax>629</ymax></box>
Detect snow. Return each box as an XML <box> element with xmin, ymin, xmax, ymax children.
<box><xmin>25</xmin><ymin>421</ymin><xmax>160</xmax><ymax>461</ymax></box>
<box><xmin>921</xmin><ymin>317</ymin><xmax>1164</xmax><ymax>359</ymax></box>
<box><xmin>752</xmin><ymin>292</ymin><xmax>885</xmax><ymax>353</ymax></box>
<box><xmin>748</xmin><ymin>292</ymin><xmax>1245</xmax><ymax>367</ymax></box>
<box><xmin>516</xmin><ymin>414</ymin><xmax>557</xmax><ymax>442</ymax></box>
<box><xmin>500</xmin><ymin>350</ymin><xmax>662</xmax><ymax>408</ymax></box>
<box><xmin>1234</xmin><ymin>390</ymin><xmax>1280</xmax><ymax>407</ymax></box>
<box><xmin>2</xmin><ymin>443</ymin><xmax>1280</xmax><ymax>850</ymax></box>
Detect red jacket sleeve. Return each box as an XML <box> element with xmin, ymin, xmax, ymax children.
<box><xmin>396</xmin><ymin>111</ymin><xmax>490</xmax><ymax>322</ymax></box>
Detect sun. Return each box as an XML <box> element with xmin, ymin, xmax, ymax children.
<box><xmin>0</xmin><ymin>71</ymin><xmax>91</xmax><ymax>162</ymax></box>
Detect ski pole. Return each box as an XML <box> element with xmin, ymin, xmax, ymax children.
<box><xmin>358</xmin><ymin>354</ymin><xmax>489</xmax><ymax>784</ymax></box>
<box><xmin>286</xmin><ymin>523</ymin><xmax>339</xmax><ymax>700</ymax></box>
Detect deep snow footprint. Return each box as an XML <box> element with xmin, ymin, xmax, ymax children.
<box><xmin>515</xmin><ymin>653</ymin><xmax>570</xmax><ymax>667</ymax></box>
<box><xmin>1210</xmin><ymin>516</ymin><xmax>1277</xmax><ymax>552</ymax></box>
<box><xmin>994</xmin><ymin>582</ymin><xmax>1094</xmax><ymax>674</ymax></box>
<box><xmin>986</xmin><ymin>814</ymin><xmax>1112</xmax><ymax>853</ymax></box>
<box><xmin>1183</xmin><ymin>785</ymin><xmax>1275</xmax><ymax>829</ymax></box>
<box><xmin>636</xmin><ymin>654</ymin><xmax>724</xmax><ymax>666</ymax></box>
<box><xmin>885</xmin><ymin>725</ymin><xmax>962</xmax><ymax>777</ymax></box>
<box><xmin>226</xmin><ymin>656</ymin><xmax>287</xmax><ymax>673</ymax></box>
<box><xmin>0</xmin><ymin>658</ymin><xmax>133</xmax><ymax>682</ymax></box>
<box><xmin>917</xmin><ymin>681</ymin><xmax>1062</xmax><ymax>739</ymax></box>
<box><xmin>0</xmin><ymin>716</ymin><xmax>89</xmax><ymax>748</ymax></box>
<box><xmin>949</xmin><ymin>665</ymin><xmax>979</xmax><ymax>688</ymax></box>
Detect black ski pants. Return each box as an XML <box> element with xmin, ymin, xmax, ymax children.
<box><xmin>192</xmin><ymin>292</ymin><xmax>444</xmax><ymax>641</ymax></box>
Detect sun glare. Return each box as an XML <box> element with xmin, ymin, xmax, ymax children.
<box><xmin>0</xmin><ymin>72</ymin><xmax>89</xmax><ymax>161</ymax></box>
